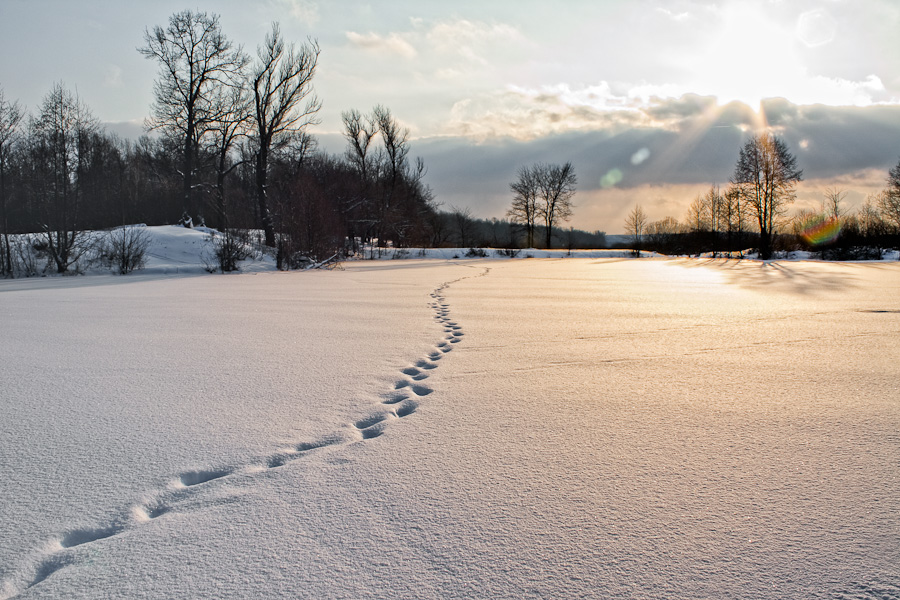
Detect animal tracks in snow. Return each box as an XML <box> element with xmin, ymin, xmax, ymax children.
<box><xmin>0</xmin><ymin>265</ymin><xmax>489</xmax><ymax>599</ymax></box>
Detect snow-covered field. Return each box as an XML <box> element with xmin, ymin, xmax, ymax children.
<box><xmin>1</xmin><ymin>227</ymin><xmax>899</xmax><ymax>598</ymax></box>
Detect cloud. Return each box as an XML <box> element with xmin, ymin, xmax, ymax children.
<box><xmin>103</xmin><ymin>65</ymin><xmax>122</xmax><ymax>88</ymax></box>
<box><xmin>443</xmin><ymin>85</ymin><xmax>757</xmax><ymax>141</ymax></box>
<box><xmin>276</xmin><ymin>0</ymin><xmax>319</xmax><ymax>25</ymax></box>
<box><xmin>345</xmin><ymin>31</ymin><xmax>417</xmax><ymax>59</ymax></box>
<box><xmin>656</xmin><ymin>7</ymin><xmax>692</xmax><ymax>22</ymax></box>
<box><xmin>343</xmin><ymin>18</ymin><xmax>524</xmax><ymax>78</ymax></box>
<box><xmin>445</xmin><ymin>89</ymin><xmax>645</xmax><ymax>141</ymax></box>
<box><xmin>408</xmin><ymin>98</ymin><xmax>900</xmax><ymax>232</ymax></box>
<box><xmin>425</xmin><ymin>19</ymin><xmax>522</xmax><ymax>65</ymax></box>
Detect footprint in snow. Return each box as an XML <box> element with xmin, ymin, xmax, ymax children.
<box><xmin>394</xmin><ymin>399</ymin><xmax>418</xmax><ymax>418</ymax></box>
<box><xmin>268</xmin><ymin>437</ymin><xmax>344</xmax><ymax>468</ymax></box>
<box><xmin>179</xmin><ymin>468</ymin><xmax>232</xmax><ymax>487</ymax></box>
<box><xmin>382</xmin><ymin>393</ymin><xmax>408</xmax><ymax>405</ymax></box>
<box><xmin>5</xmin><ymin>268</ymin><xmax>488</xmax><ymax>596</ymax></box>
<box><xmin>60</xmin><ymin>525</ymin><xmax>124</xmax><ymax>548</ymax></box>
<box><xmin>355</xmin><ymin>413</ymin><xmax>390</xmax><ymax>430</ymax></box>
<box><xmin>26</xmin><ymin>555</ymin><xmax>74</xmax><ymax>591</ymax></box>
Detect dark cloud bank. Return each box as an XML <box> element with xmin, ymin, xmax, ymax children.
<box><xmin>392</xmin><ymin>98</ymin><xmax>900</xmax><ymax>226</ymax></box>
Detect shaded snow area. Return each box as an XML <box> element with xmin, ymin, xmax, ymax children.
<box><xmin>2</xmin><ymin>253</ymin><xmax>899</xmax><ymax>599</ymax></box>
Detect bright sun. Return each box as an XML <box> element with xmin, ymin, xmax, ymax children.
<box><xmin>694</xmin><ymin>4</ymin><xmax>804</xmax><ymax>110</ymax></box>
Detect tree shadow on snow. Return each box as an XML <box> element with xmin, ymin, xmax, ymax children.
<box><xmin>676</xmin><ymin>257</ymin><xmax>870</xmax><ymax>295</ymax></box>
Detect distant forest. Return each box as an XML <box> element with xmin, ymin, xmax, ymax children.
<box><xmin>1</xmin><ymin>10</ymin><xmax>899</xmax><ymax>278</ymax></box>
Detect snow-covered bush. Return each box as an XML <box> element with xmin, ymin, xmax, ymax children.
<box><xmin>203</xmin><ymin>229</ymin><xmax>252</xmax><ymax>273</ymax></box>
<box><xmin>99</xmin><ymin>226</ymin><xmax>151</xmax><ymax>274</ymax></box>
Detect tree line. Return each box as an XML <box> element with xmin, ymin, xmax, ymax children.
<box><xmin>0</xmin><ymin>10</ymin><xmax>603</xmax><ymax>278</ymax></box>
<box><xmin>624</xmin><ymin>133</ymin><xmax>900</xmax><ymax>259</ymax></box>
<box><xmin>0</xmin><ymin>12</ymin><xmax>448</xmax><ymax>276</ymax></box>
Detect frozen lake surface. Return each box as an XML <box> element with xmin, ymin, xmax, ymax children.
<box><xmin>2</xmin><ymin>257</ymin><xmax>898</xmax><ymax>598</ymax></box>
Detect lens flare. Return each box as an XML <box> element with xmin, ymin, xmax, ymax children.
<box><xmin>800</xmin><ymin>214</ymin><xmax>841</xmax><ymax>246</ymax></box>
<box><xmin>600</xmin><ymin>168</ymin><xmax>623</xmax><ymax>188</ymax></box>
<box><xmin>631</xmin><ymin>148</ymin><xmax>650</xmax><ymax>165</ymax></box>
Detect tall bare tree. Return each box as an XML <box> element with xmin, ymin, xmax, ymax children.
<box><xmin>341</xmin><ymin>109</ymin><xmax>378</xmax><ymax>250</ymax></box>
<box><xmin>206</xmin><ymin>82</ymin><xmax>251</xmax><ymax>228</ymax></box>
<box><xmin>250</xmin><ymin>22</ymin><xmax>321</xmax><ymax>256</ymax></box>
<box><xmin>0</xmin><ymin>88</ymin><xmax>24</xmax><ymax>276</ymax></box>
<box><xmin>342</xmin><ymin>108</ymin><xmax>377</xmax><ymax>183</ymax></box>
<box><xmin>450</xmin><ymin>205</ymin><xmax>476</xmax><ymax>248</ymax></box>
<box><xmin>537</xmin><ymin>161</ymin><xmax>576</xmax><ymax>248</ymax></box>
<box><xmin>719</xmin><ymin>185</ymin><xmax>745</xmax><ymax>252</ymax></box>
<box><xmin>731</xmin><ymin>133</ymin><xmax>802</xmax><ymax>259</ymax></box>
<box><xmin>685</xmin><ymin>194</ymin><xmax>708</xmax><ymax>233</ymax></box>
<box><xmin>824</xmin><ymin>187</ymin><xmax>847</xmax><ymax>220</ymax></box>
<box><xmin>508</xmin><ymin>162</ymin><xmax>576</xmax><ymax>248</ymax></box>
<box><xmin>28</xmin><ymin>84</ymin><xmax>99</xmax><ymax>273</ymax></box>
<box><xmin>139</xmin><ymin>10</ymin><xmax>247</xmax><ymax>225</ymax></box>
<box><xmin>372</xmin><ymin>105</ymin><xmax>411</xmax><ymax>246</ymax></box>
<box><xmin>879</xmin><ymin>159</ymin><xmax>900</xmax><ymax>238</ymax></box>
<box><xmin>508</xmin><ymin>164</ymin><xmax>539</xmax><ymax>248</ymax></box>
<box><xmin>706</xmin><ymin>185</ymin><xmax>724</xmax><ymax>234</ymax></box>
<box><xmin>624</xmin><ymin>204</ymin><xmax>648</xmax><ymax>255</ymax></box>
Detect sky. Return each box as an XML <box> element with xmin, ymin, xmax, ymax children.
<box><xmin>2</xmin><ymin>0</ymin><xmax>899</xmax><ymax>233</ymax></box>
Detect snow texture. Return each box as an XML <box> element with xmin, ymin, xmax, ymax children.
<box><xmin>1</xmin><ymin>227</ymin><xmax>899</xmax><ymax>599</ymax></box>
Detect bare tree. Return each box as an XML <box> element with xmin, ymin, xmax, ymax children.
<box><xmin>624</xmin><ymin>204</ymin><xmax>648</xmax><ymax>255</ymax></box>
<box><xmin>508</xmin><ymin>162</ymin><xmax>575</xmax><ymax>248</ymax></box>
<box><xmin>824</xmin><ymin>187</ymin><xmax>847</xmax><ymax>220</ymax></box>
<box><xmin>250</xmin><ymin>22</ymin><xmax>321</xmax><ymax>258</ymax></box>
<box><xmin>373</xmin><ymin>105</ymin><xmax>409</xmax><ymax>191</ymax></box>
<box><xmin>706</xmin><ymin>184</ymin><xmax>725</xmax><ymax>251</ymax></box>
<box><xmin>372</xmin><ymin>105</ymin><xmax>411</xmax><ymax>247</ymax></box>
<box><xmin>0</xmin><ymin>88</ymin><xmax>24</xmax><ymax>276</ymax></box>
<box><xmin>28</xmin><ymin>84</ymin><xmax>99</xmax><ymax>273</ymax></box>
<box><xmin>722</xmin><ymin>185</ymin><xmax>746</xmax><ymax>251</ymax></box>
<box><xmin>139</xmin><ymin>10</ymin><xmax>247</xmax><ymax>225</ymax></box>
<box><xmin>206</xmin><ymin>82</ymin><xmax>251</xmax><ymax>229</ymax></box>
<box><xmin>731</xmin><ymin>133</ymin><xmax>803</xmax><ymax>259</ymax></box>
<box><xmin>646</xmin><ymin>216</ymin><xmax>682</xmax><ymax>255</ymax></box>
<box><xmin>685</xmin><ymin>194</ymin><xmax>708</xmax><ymax>233</ymax></box>
<box><xmin>508</xmin><ymin>164</ymin><xmax>539</xmax><ymax>248</ymax></box>
<box><xmin>450</xmin><ymin>205</ymin><xmax>475</xmax><ymax>248</ymax></box>
<box><xmin>342</xmin><ymin>109</ymin><xmax>378</xmax><ymax>181</ymax></box>
<box><xmin>879</xmin><ymin>159</ymin><xmax>900</xmax><ymax>236</ymax></box>
<box><xmin>537</xmin><ymin>162</ymin><xmax>576</xmax><ymax>248</ymax></box>
<box><xmin>341</xmin><ymin>109</ymin><xmax>378</xmax><ymax>251</ymax></box>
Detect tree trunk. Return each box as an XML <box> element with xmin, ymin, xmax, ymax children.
<box><xmin>183</xmin><ymin>124</ymin><xmax>194</xmax><ymax>224</ymax></box>
<box><xmin>759</xmin><ymin>230</ymin><xmax>772</xmax><ymax>260</ymax></box>
<box><xmin>0</xmin><ymin>159</ymin><xmax>9</xmax><ymax>276</ymax></box>
<box><xmin>256</xmin><ymin>147</ymin><xmax>276</xmax><ymax>249</ymax></box>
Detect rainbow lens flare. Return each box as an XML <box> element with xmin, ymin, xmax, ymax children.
<box><xmin>800</xmin><ymin>215</ymin><xmax>841</xmax><ymax>246</ymax></box>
